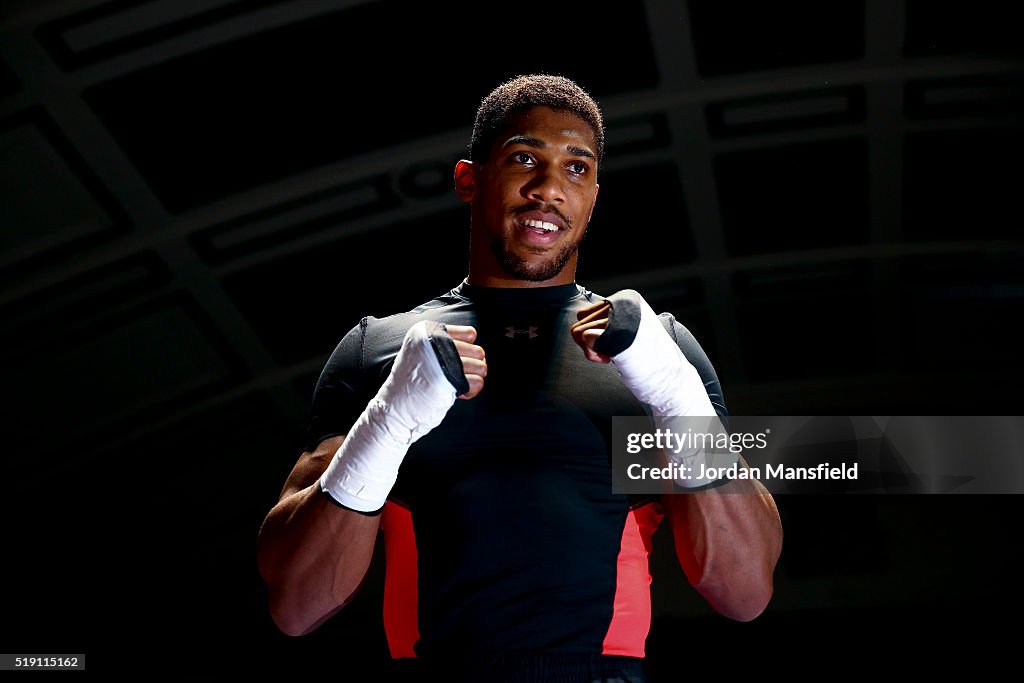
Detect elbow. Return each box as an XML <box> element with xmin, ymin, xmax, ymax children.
<box><xmin>719</xmin><ymin>581</ymin><xmax>773</xmax><ymax>623</ymax></box>
<box><xmin>270</xmin><ymin>606</ymin><xmax>311</xmax><ymax>638</ymax></box>
<box><xmin>264</xmin><ymin>573</ymin><xmax>361</xmax><ymax>637</ymax></box>
<box><xmin>266</xmin><ymin>585</ymin><xmax>316</xmax><ymax>637</ymax></box>
<box><xmin>258</xmin><ymin>552</ymin><xmax>311</xmax><ymax>636</ymax></box>
<box><xmin>716</xmin><ymin>522</ymin><xmax>783</xmax><ymax>622</ymax></box>
<box><xmin>266</xmin><ymin>585</ymin><xmax>342</xmax><ymax>637</ymax></box>
<box><xmin>695</xmin><ymin>569</ymin><xmax>775</xmax><ymax>623</ymax></box>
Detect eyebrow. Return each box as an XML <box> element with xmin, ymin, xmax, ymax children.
<box><xmin>567</xmin><ymin>145</ymin><xmax>597</xmax><ymax>160</ymax></box>
<box><xmin>503</xmin><ymin>135</ymin><xmax>597</xmax><ymax>160</ymax></box>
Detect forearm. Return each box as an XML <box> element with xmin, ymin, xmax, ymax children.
<box><xmin>259</xmin><ymin>321</ymin><xmax>476</xmax><ymax>635</ymax></box>
<box><xmin>257</xmin><ymin>484</ymin><xmax>380</xmax><ymax>636</ymax></box>
<box><xmin>664</xmin><ymin>469</ymin><xmax>782</xmax><ymax>621</ymax></box>
<box><xmin>574</xmin><ymin>291</ymin><xmax>782</xmax><ymax>618</ymax></box>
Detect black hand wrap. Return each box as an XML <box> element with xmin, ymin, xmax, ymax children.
<box><xmin>426</xmin><ymin>321</ymin><xmax>471</xmax><ymax>396</ymax></box>
<box><xmin>592</xmin><ymin>289</ymin><xmax>643</xmax><ymax>357</ymax></box>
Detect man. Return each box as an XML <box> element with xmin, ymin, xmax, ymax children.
<box><xmin>257</xmin><ymin>74</ymin><xmax>782</xmax><ymax>682</ymax></box>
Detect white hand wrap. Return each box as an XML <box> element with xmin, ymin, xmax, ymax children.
<box><xmin>319</xmin><ymin>320</ymin><xmax>461</xmax><ymax>512</ymax></box>
<box><xmin>609</xmin><ymin>296</ymin><xmax>717</xmax><ymax>419</ymax></box>
<box><xmin>602</xmin><ymin>290</ymin><xmax>735</xmax><ymax>488</ymax></box>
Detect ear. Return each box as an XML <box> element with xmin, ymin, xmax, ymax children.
<box><xmin>454</xmin><ymin>160</ymin><xmax>475</xmax><ymax>202</ymax></box>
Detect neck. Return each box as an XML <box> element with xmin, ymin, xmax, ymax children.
<box><xmin>456</xmin><ymin>278</ymin><xmax>580</xmax><ymax>306</ymax></box>
<box><xmin>466</xmin><ymin>271</ymin><xmax>576</xmax><ymax>288</ymax></box>
<box><xmin>466</xmin><ymin>251</ymin><xmax>579</xmax><ymax>288</ymax></box>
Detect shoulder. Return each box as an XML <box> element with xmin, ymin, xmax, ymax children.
<box><xmin>306</xmin><ymin>285</ymin><xmax>469</xmax><ymax>448</ymax></box>
<box><xmin>584</xmin><ymin>284</ymin><xmax>729</xmax><ymax>418</ymax></box>
<box><xmin>323</xmin><ymin>284</ymin><xmax>471</xmax><ymax>370</ymax></box>
<box><xmin>359</xmin><ymin>285</ymin><xmax>471</xmax><ymax>347</ymax></box>
<box><xmin>656</xmin><ymin>310</ymin><xmax>729</xmax><ymax>421</ymax></box>
<box><xmin>583</xmin><ymin>286</ymin><xmax>705</xmax><ymax>356</ymax></box>
<box><xmin>655</xmin><ymin>310</ymin><xmax>700</xmax><ymax>350</ymax></box>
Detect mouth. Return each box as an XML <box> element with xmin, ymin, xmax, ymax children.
<box><xmin>514</xmin><ymin>210</ymin><xmax>567</xmax><ymax>246</ymax></box>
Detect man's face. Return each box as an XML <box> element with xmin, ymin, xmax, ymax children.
<box><xmin>458</xmin><ymin>106</ymin><xmax>600</xmax><ymax>285</ymax></box>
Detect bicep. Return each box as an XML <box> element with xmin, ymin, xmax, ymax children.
<box><xmin>279</xmin><ymin>434</ymin><xmax>346</xmax><ymax>501</ymax></box>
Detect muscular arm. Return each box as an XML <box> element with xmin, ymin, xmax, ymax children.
<box><xmin>258</xmin><ymin>323</ymin><xmax>486</xmax><ymax>637</ymax></box>
<box><xmin>573</xmin><ymin>294</ymin><xmax>782</xmax><ymax>621</ymax></box>
<box><xmin>257</xmin><ymin>434</ymin><xmax>381</xmax><ymax>637</ymax></box>
<box><xmin>662</xmin><ymin>469</ymin><xmax>782</xmax><ymax>622</ymax></box>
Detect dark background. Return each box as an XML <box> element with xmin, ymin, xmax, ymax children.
<box><xmin>2</xmin><ymin>0</ymin><xmax>1022</xmax><ymax>678</ymax></box>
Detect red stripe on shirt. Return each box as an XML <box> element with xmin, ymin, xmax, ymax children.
<box><xmin>381</xmin><ymin>500</ymin><xmax>419</xmax><ymax>658</ymax></box>
<box><xmin>602</xmin><ymin>501</ymin><xmax>663</xmax><ymax>656</ymax></box>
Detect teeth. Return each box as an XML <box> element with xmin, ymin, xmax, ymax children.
<box><xmin>523</xmin><ymin>219</ymin><xmax>559</xmax><ymax>232</ymax></box>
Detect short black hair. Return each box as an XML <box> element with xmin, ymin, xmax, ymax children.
<box><xmin>470</xmin><ymin>74</ymin><xmax>605</xmax><ymax>165</ymax></box>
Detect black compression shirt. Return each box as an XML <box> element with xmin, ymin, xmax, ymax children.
<box><xmin>305</xmin><ymin>280</ymin><xmax>728</xmax><ymax>662</ymax></box>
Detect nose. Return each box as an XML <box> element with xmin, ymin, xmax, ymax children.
<box><xmin>525</xmin><ymin>164</ymin><xmax>565</xmax><ymax>204</ymax></box>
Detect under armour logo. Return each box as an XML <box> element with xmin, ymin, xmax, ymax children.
<box><xmin>505</xmin><ymin>326</ymin><xmax>539</xmax><ymax>339</ymax></box>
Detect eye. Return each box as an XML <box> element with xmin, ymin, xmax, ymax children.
<box><xmin>511</xmin><ymin>151</ymin><xmax>534</xmax><ymax>165</ymax></box>
<box><xmin>568</xmin><ymin>161</ymin><xmax>588</xmax><ymax>175</ymax></box>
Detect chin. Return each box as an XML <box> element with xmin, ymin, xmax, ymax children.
<box><xmin>492</xmin><ymin>235</ymin><xmax>577</xmax><ymax>283</ymax></box>
<box><xmin>505</xmin><ymin>257</ymin><xmax>569</xmax><ymax>282</ymax></box>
